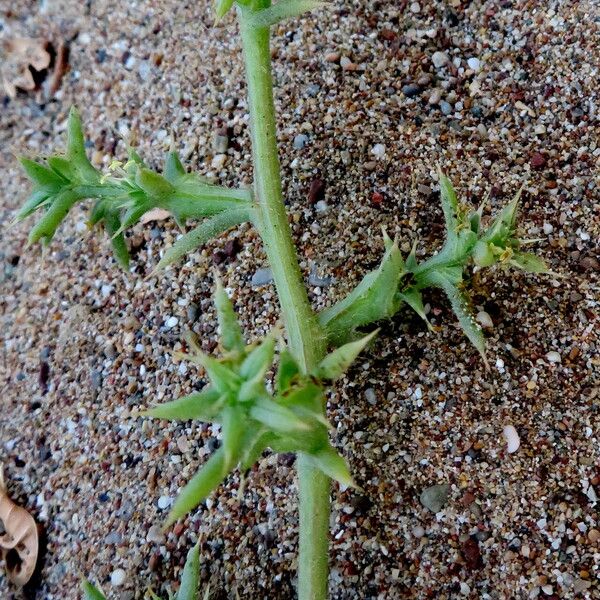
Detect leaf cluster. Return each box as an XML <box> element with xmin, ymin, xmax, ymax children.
<box><xmin>17</xmin><ymin>108</ymin><xmax>253</xmax><ymax>270</ymax></box>
<box><xmin>320</xmin><ymin>171</ymin><xmax>548</xmax><ymax>362</ymax></box>
<box><xmin>144</xmin><ymin>279</ymin><xmax>373</xmax><ymax>527</ymax></box>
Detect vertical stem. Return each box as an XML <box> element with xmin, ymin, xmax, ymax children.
<box><xmin>239</xmin><ymin>10</ymin><xmax>330</xmax><ymax>600</ymax></box>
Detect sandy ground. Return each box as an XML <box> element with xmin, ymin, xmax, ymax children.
<box><xmin>1</xmin><ymin>0</ymin><xmax>599</xmax><ymax>598</ymax></box>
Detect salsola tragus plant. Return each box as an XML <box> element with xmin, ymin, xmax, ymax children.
<box><xmin>15</xmin><ymin>1</ymin><xmax>548</xmax><ymax>598</ymax></box>
<box><xmin>83</xmin><ymin>543</ymin><xmax>206</xmax><ymax>600</ymax></box>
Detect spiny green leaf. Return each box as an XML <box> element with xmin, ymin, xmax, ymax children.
<box><xmin>20</xmin><ymin>158</ymin><xmax>64</xmax><ymax>187</ymax></box>
<box><xmin>429</xmin><ymin>273</ymin><xmax>487</xmax><ymax>364</ymax></box>
<box><xmin>47</xmin><ymin>156</ymin><xmax>75</xmax><ymax>181</ymax></box>
<box><xmin>399</xmin><ymin>287</ymin><xmax>431</xmax><ymax>327</ymax></box>
<box><xmin>104</xmin><ymin>209</ymin><xmax>130</xmax><ymax>269</ymax></box>
<box><xmin>320</xmin><ymin>237</ymin><xmax>405</xmax><ymax>344</ymax></box>
<box><xmin>215</xmin><ymin>0</ymin><xmax>235</xmax><ymax>20</ymax></box>
<box><xmin>438</xmin><ymin>168</ymin><xmax>459</xmax><ymax>232</ymax></box>
<box><xmin>313</xmin><ymin>330</ymin><xmax>378</xmax><ymax>381</ymax></box>
<box><xmin>221</xmin><ymin>405</ymin><xmax>245</xmax><ymax>468</ymax></box>
<box><xmin>191</xmin><ymin>353</ymin><xmax>241</xmax><ymax>395</ymax></box>
<box><xmin>135</xmin><ymin>168</ymin><xmax>175</xmax><ymax>198</ymax></box>
<box><xmin>214</xmin><ymin>278</ymin><xmax>245</xmax><ymax>353</ymax></box>
<box><xmin>66</xmin><ymin>107</ymin><xmax>99</xmax><ymax>182</ymax></box>
<box><xmin>279</xmin><ymin>380</ymin><xmax>323</xmax><ymax>414</ymax></box>
<box><xmin>176</xmin><ymin>543</ymin><xmax>201</xmax><ymax>600</ymax></box>
<box><xmin>152</xmin><ymin>208</ymin><xmax>251</xmax><ymax>273</ymax></box>
<box><xmin>164</xmin><ymin>151</ymin><xmax>186</xmax><ymax>183</ymax></box>
<box><xmin>249</xmin><ymin>0</ymin><xmax>324</xmax><ymax>27</ymax></box>
<box><xmin>305</xmin><ymin>447</ymin><xmax>355</xmax><ymax>488</ymax></box>
<box><xmin>275</xmin><ymin>349</ymin><xmax>300</xmax><ymax>393</ymax></box>
<box><xmin>509</xmin><ymin>252</ymin><xmax>548</xmax><ymax>273</ymax></box>
<box><xmin>27</xmin><ymin>189</ymin><xmax>81</xmax><ymax>245</ymax></box>
<box><xmin>142</xmin><ymin>389</ymin><xmax>224</xmax><ymax>422</ymax></box>
<box><xmin>82</xmin><ymin>580</ymin><xmax>107</xmax><ymax>600</ymax></box>
<box><xmin>240</xmin><ymin>335</ymin><xmax>275</xmax><ymax>380</ymax></box>
<box><xmin>166</xmin><ymin>448</ymin><xmax>227</xmax><ymax>527</ymax></box>
<box><xmin>15</xmin><ymin>189</ymin><xmax>52</xmax><ymax>221</ymax></box>
<box><xmin>249</xmin><ymin>397</ymin><xmax>311</xmax><ymax>434</ymax></box>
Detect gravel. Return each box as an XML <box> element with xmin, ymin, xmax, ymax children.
<box><xmin>0</xmin><ymin>0</ymin><xmax>598</xmax><ymax>598</ymax></box>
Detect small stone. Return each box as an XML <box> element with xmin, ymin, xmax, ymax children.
<box><xmin>535</xmin><ymin>124</ymin><xmax>546</xmax><ymax>135</ymax></box>
<box><xmin>412</xmin><ymin>525</ymin><xmax>425</xmax><ymax>538</ymax></box>
<box><xmin>211</xmin><ymin>154</ymin><xmax>227</xmax><ymax>170</ymax></box>
<box><xmin>432</xmin><ymin>51</ymin><xmax>449</xmax><ymax>68</ymax></box>
<box><xmin>410</xmin><ymin>2</ymin><xmax>421</xmax><ymax>13</ymax></box>
<box><xmin>428</xmin><ymin>89</ymin><xmax>442</xmax><ymax>105</ymax></box>
<box><xmin>503</xmin><ymin>425</ymin><xmax>520</xmax><ymax>453</ymax></box>
<box><xmin>212</xmin><ymin>131</ymin><xmax>229</xmax><ymax>153</ymax></box>
<box><xmin>440</xmin><ymin>100</ymin><xmax>452</xmax><ymax>115</ymax></box>
<box><xmin>293</xmin><ymin>134</ymin><xmax>309</xmax><ymax>149</ymax></box>
<box><xmin>308</xmin><ymin>178</ymin><xmax>325</xmax><ymax>204</ymax></box>
<box><xmin>476</xmin><ymin>311</ymin><xmax>493</xmax><ymax>329</ymax></box>
<box><xmin>363</xmin><ymin>161</ymin><xmax>377</xmax><ymax>171</ymax></box>
<box><xmin>314</xmin><ymin>200</ymin><xmax>328</xmax><ymax>213</ymax></box>
<box><xmin>543</xmin><ymin>222</ymin><xmax>554</xmax><ymax>235</ymax></box>
<box><xmin>146</xmin><ymin>525</ymin><xmax>165</xmax><ymax>544</ymax></box>
<box><xmin>371</xmin><ymin>143</ymin><xmax>386</xmax><ymax>159</ymax></box>
<box><xmin>111</xmin><ymin>569</ymin><xmax>127</xmax><ymax>587</ymax></box>
<box><xmin>157</xmin><ymin>496</ymin><xmax>172</xmax><ymax>510</ymax></box>
<box><xmin>541</xmin><ymin>585</ymin><xmax>553</xmax><ymax>595</ymax></box>
<box><xmin>165</xmin><ymin>316</ymin><xmax>178</xmax><ymax>329</ymax></box>
<box><xmin>340</xmin><ymin>56</ymin><xmax>357</xmax><ymax>71</ymax></box>
<box><xmin>530</xmin><ymin>152</ymin><xmax>547</xmax><ymax>169</ymax></box>
<box><xmin>371</xmin><ymin>191</ymin><xmax>384</xmax><ymax>207</ymax></box>
<box><xmin>545</xmin><ymin>351</ymin><xmax>561</xmax><ymax>363</ymax></box>
<box><xmin>587</xmin><ymin>529</ymin><xmax>600</xmax><ymax>543</ymax></box>
<box><xmin>419</xmin><ymin>483</ymin><xmax>450</xmax><ymax>513</ymax></box>
<box><xmin>402</xmin><ymin>84</ymin><xmax>421</xmax><ymax>98</ymax></box>
<box><xmin>579</xmin><ymin>256</ymin><xmax>599</xmax><ymax>271</ymax></box>
<box><xmin>365</xmin><ymin>388</ymin><xmax>377</xmax><ymax>405</ymax></box>
<box><xmin>325</xmin><ymin>51</ymin><xmax>340</xmax><ymax>63</ymax></box>
<box><xmin>176</xmin><ymin>436</ymin><xmax>190</xmax><ymax>453</ymax></box>
<box><xmin>467</xmin><ymin>57</ymin><xmax>481</xmax><ymax>71</ymax></box>
<box><xmin>251</xmin><ymin>268</ymin><xmax>274</xmax><ymax>287</ymax></box>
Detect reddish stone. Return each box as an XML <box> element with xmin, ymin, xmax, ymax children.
<box><xmin>371</xmin><ymin>191</ymin><xmax>384</xmax><ymax>207</ymax></box>
<box><xmin>530</xmin><ymin>152</ymin><xmax>547</xmax><ymax>169</ymax></box>
<box><xmin>308</xmin><ymin>178</ymin><xmax>325</xmax><ymax>204</ymax></box>
<box><xmin>462</xmin><ymin>537</ymin><xmax>483</xmax><ymax>570</ymax></box>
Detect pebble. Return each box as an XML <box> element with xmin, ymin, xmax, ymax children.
<box><xmin>467</xmin><ymin>57</ymin><xmax>481</xmax><ymax>71</ymax></box>
<box><xmin>412</xmin><ymin>525</ymin><xmax>425</xmax><ymax>538</ymax></box>
<box><xmin>587</xmin><ymin>528</ymin><xmax>600</xmax><ymax>543</ymax></box>
<box><xmin>293</xmin><ymin>134</ymin><xmax>309</xmax><ymax>149</ymax></box>
<box><xmin>419</xmin><ymin>483</ymin><xmax>450</xmax><ymax>513</ymax></box>
<box><xmin>432</xmin><ymin>51</ymin><xmax>449</xmax><ymax>68</ymax></box>
<box><xmin>428</xmin><ymin>89</ymin><xmax>442</xmax><ymax>105</ymax></box>
<box><xmin>371</xmin><ymin>143</ymin><xmax>386</xmax><ymax>159</ymax></box>
<box><xmin>401</xmin><ymin>84</ymin><xmax>421</xmax><ymax>98</ymax></box>
<box><xmin>157</xmin><ymin>495</ymin><xmax>172</xmax><ymax>510</ymax></box>
<box><xmin>340</xmin><ymin>56</ymin><xmax>357</xmax><ymax>71</ymax></box>
<box><xmin>251</xmin><ymin>268</ymin><xmax>274</xmax><ymax>286</ymax></box>
<box><xmin>440</xmin><ymin>100</ymin><xmax>452</xmax><ymax>115</ymax></box>
<box><xmin>546</xmin><ymin>351</ymin><xmax>561</xmax><ymax>363</ymax></box>
<box><xmin>212</xmin><ymin>131</ymin><xmax>229</xmax><ymax>153</ymax></box>
<box><xmin>211</xmin><ymin>154</ymin><xmax>227</xmax><ymax>169</ymax></box>
<box><xmin>164</xmin><ymin>316</ymin><xmax>178</xmax><ymax>329</ymax></box>
<box><xmin>110</xmin><ymin>569</ymin><xmax>126</xmax><ymax>587</ymax></box>
<box><xmin>503</xmin><ymin>425</ymin><xmax>520</xmax><ymax>453</ymax></box>
<box><xmin>146</xmin><ymin>525</ymin><xmax>165</xmax><ymax>544</ymax></box>
<box><xmin>476</xmin><ymin>311</ymin><xmax>493</xmax><ymax>329</ymax></box>
<box><xmin>410</xmin><ymin>2</ymin><xmax>420</xmax><ymax>13</ymax></box>
<box><xmin>530</xmin><ymin>152</ymin><xmax>547</xmax><ymax>169</ymax></box>
<box><xmin>543</xmin><ymin>222</ymin><xmax>554</xmax><ymax>235</ymax></box>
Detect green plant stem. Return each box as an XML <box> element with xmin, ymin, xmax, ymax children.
<box><xmin>239</xmin><ymin>9</ymin><xmax>330</xmax><ymax>599</ymax></box>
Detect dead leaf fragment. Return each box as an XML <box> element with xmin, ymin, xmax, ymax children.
<box><xmin>140</xmin><ymin>208</ymin><xmax>171</xmax><ymax>224</ymax></box>
<box><xmin>0</xmin><ymin>466</ymin><xmax>39</xmax><ymax>586</ymax></box>
<box><xmin>1</xmin><ymin>37</ymin><xmax>53</xmax><ymax>98</ymax></box>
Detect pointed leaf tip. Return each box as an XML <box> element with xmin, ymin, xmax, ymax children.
<box><xmin>176</xmin><ymin>542</ymin><xmax>201</xmax><ymax>600</ymax></box>
<box><xmin>314</xmin><ymin>329</ymin><xmax>378</xmax><ymax>381</ymax></box>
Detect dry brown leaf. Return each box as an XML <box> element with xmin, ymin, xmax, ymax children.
<box><xmin>0</xmin><ymin>466</ymin><xmax>39</xmax><ymax>586</ymax></box>
<box><xmin>1</xmin><ymin>37</ymin><xmax>52</xmax><ymax>98</ymax></box>
<box><xmin>140</xmin><ymin>208</ymin><xmax>172</xmax><ymax>224</ymax></box>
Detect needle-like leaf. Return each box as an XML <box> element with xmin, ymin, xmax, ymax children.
<box><xmin>142</xmin><ymin>389</ymin><xmax>224</xmax><ymax>422</ymax></box>
<box><xmin>166</xmin><ymin>448</ymin><xmax>227</xmax><ymax>528</ymax></box>
<box><xmin>214</xmin><ymin>277</ymin><xmax>245</xmax><ymax>353</ymax></box>
<box><xmin>82</xmin><ymin>580</ymin><xmax>107</xmax><ymax>600</ymax></box>
<box><xmin>313</xmin><ymin>330</ymin><xmax>378</xmax><ymax>381</ymax></box>
<box><xmin>176</xmin><ymin>543</ymin><xmax>201</xmax><ymax>600</ymax></box>
<box><xmin>305</xmin><ymin>447</ymin><xmax>355</xmax><ymax>488</ymax></box>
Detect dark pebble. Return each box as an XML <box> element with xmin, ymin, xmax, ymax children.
<box><xmin>308</xmin><ymin>178</ymin><xmax>326</xmax><ymax>204</ymax></box>
<box><xmin>530</xmin><ymin>152</ymin><xmax>547</xmax><ymax>169</ymax></box>
<box><xmin>401</xmin><ymin>84</ymin><xmax>421</xmax><ymax>97</ymax></box>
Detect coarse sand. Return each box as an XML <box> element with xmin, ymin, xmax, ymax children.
<box><xmin>0</xmin><ymin>1</ymin><xmax>598</xmax><ymax>598</ymax></box>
